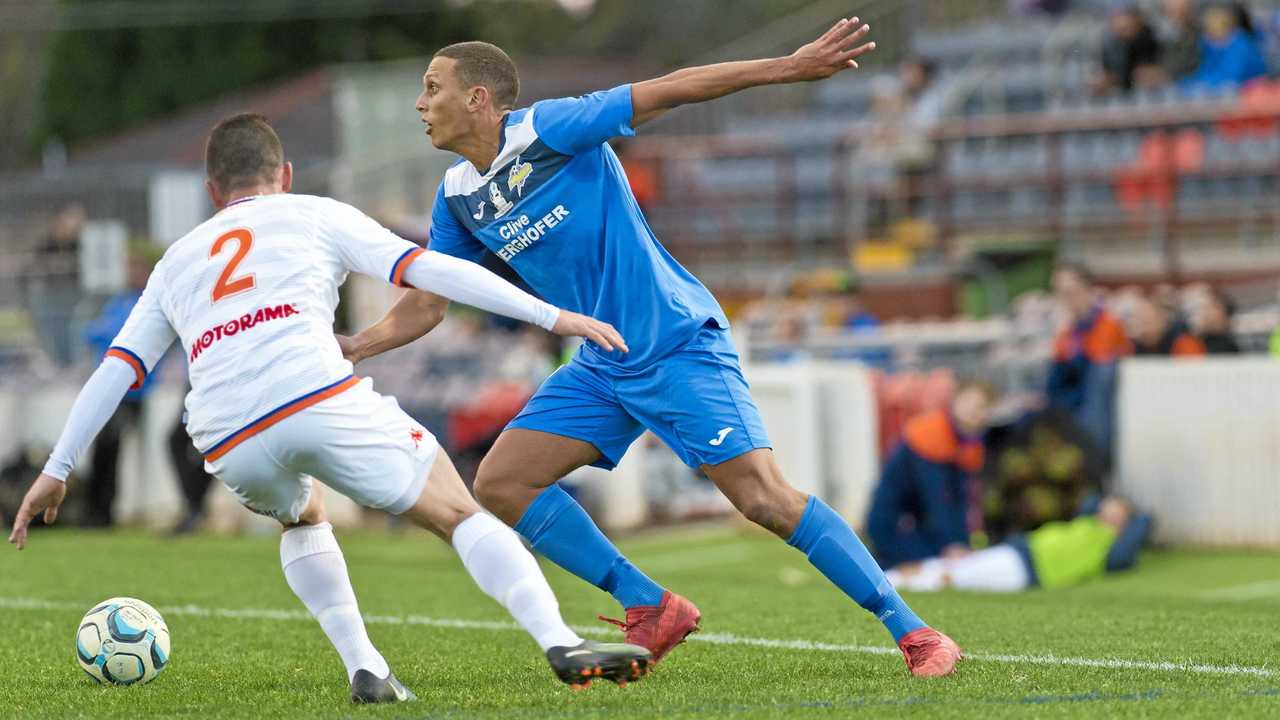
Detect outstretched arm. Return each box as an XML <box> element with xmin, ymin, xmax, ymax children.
<box><xmin>342</xmin><ymin>251</ymin><xmax>628</xmax><ymax>364</ymax></box>
<box><xmin>339</xmin><ymin>289</ymin><xmax>450</xmax><ymax>365</ymax></box>
<box><xmin>629</xmin><ymin>16</ymin><xmax>874</xmax><ymax>126</ymax></box>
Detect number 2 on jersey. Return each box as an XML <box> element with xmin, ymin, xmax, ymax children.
<box><xmin>210</xmin><ymin>228</ymin><xmax>256</xmax><ymax>303</ymax></box>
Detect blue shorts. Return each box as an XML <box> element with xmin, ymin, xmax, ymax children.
<box><xmin>507</xmin><ymin>324</ymin><xmax>772</xmax><ymax>469</ymax></box>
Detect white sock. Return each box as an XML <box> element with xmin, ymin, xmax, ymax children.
<box><xmin>280</xmin><ymin>522</ymin><xmax>390</xmax><ymax>682</ymax></box>
<box><xmin>451</xmin><ymin>512</ymin><xmax>583</xmax><ymax>651</ymax></box>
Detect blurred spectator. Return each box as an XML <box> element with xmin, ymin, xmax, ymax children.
<box><xmin>1094</xmin><ymin>6</ymin><xmax>1163</xmax><ymax>95</ymax></box>
<box><xmin>806</xmin><ymin>270</ymin><xmax>879</xmax><ymax>332</ymax></box>
<box><xmin>1193</xmin><ymin>288</ymin><xmax>1241</xmax><ymax>353</ymax></box>
<box><xmin>26</xmin><ymin>203</ymin><xmax>85</xmax><ymax>366</ymax></box>
<box><xmin>761</xmin><ymin>305</ymin><xmax>814</xmax><ymax>363</ymax></box>
<box><xmin>835</xmin><ymin>288</ymin><xmax>879</xmax><ymax>332</ymax></box>
<box><xmin>1046</xmin><ymin>264</ymin><xmax>1130</xmax><ymax>461</ymax></box>
<box><xmin>826</xmin><ymin>282</ymin><xmax>892</xmax><ymax>369</ymax></box>
<box><xmin>898</xmin><ymin>56</ymin><xmax>946</xmax><ymax>129</ymax></box>
<box><xmin>613</xmin><ymin>139</ymin><xmax>658</xmax><ymax>214</ymax></box>
<box><xmin>79</xmin><ymin>245</ymin><xmax>159</xmax><ymax>526</ymax></box>
<box><xmin>863</xmin><ymin>56</ymin><xmax>949</xmax><ymax>226</ymax></box>
<box><xmin>867</xmin><ymin>380</ymin><xmax>995</xmax><ymax>569</ymax></box>
<box><xmin>167</xmin><ymin>387</ymin><xmax>216</xmax><ymax>535</ymax></box>
<box><xmin>1151</xmin><ymin>281</ymin><xmax>1193</xmax><ymax>334</ymax></box>
<box><xmin>1180</xmin><ymin>3</ymin><xmax>1268</xmax><ymax>91</ymax></box>
<box><xmin>887</xmin><ymin>495</ymin><xmax>1153</xmax><ymax>591</ymax></box>
<box><xmin>1046</xmin><ymin>264</ymin><xmax>1130</xmax><ymax>413</ymax></box>
<box><xmin>1132</xmin><ymin>295</ymin><xmax>1206</xmax><ymax>356</ymax></box>
<box><xmin>1159</xmin><ymin>0</ymin><xmax>1202</xmax><ymax>82</ymax></box>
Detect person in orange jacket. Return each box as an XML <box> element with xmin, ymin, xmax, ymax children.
<box><xmin>1045</xmin><ymin>264</ymin><xmax>1132</xmax><ymax>462</ymax></box>
<box><xmin>1046</xmin><ymin>264</ymin><xmax>1132</xmax><ymax>412</ymax></box>
<box><xmin>1132</xmin><ymin>294</ymin><xmax>1206</xmax><ymax>356</ymax></box>
<box><xmin>867</xmin><ymin>381</ymin><xmax>995</xmax><ymax>569</ymax></box>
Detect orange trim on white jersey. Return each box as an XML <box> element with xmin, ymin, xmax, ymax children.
<box><xmin>105</xmin><ymin>347</ymin><xmax>147</xmax><ymax>390</ymax></box>
<box><xmin>390</xmin><ymin>247</ymin><xmax>425</xmax><ymax>288</ymax></box>
<box><xmin>203</xmin><ymin>375</ymin><xmax>360</xmax><ymax>461</ymax></box>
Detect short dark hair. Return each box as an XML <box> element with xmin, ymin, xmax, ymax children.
<box><xmin>205</xmin><ymin>113</ymin><xmax>284</xmax><ymax>194</ymax></box>
<box><xmin>434</xmin><ymin>41</ymin><xmax>520</xmax><ymax>111</ymax></box>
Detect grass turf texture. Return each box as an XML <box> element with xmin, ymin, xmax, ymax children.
<box><xmin>1</xmin><ymin>526</ymin><xmax>1277</xmax><ymax>719</ymax></box>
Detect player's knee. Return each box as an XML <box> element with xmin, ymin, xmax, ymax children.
<box><xmin>736</xmin><ymin>493</ymin><xmax>791</xmax><ymax>536</ymax></box>
<box><xmin>472</xmin><ymin>462</ymin><xmax>515</xmax><ymax>513</ymax></box>
<box><xmin>724</xmin><ymin>466</ymin><xmax>806</xmax><ymax>537</ymax></box>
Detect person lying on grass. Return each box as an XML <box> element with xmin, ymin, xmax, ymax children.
<box><xmin>886</xmin><ymin>495</ymin><xmax>1152</xmax><ymax>592</ymax></box>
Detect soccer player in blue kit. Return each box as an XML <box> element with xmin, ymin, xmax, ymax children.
<box><xmin>342</xmin><ymin>18</ymin><xmax>961</xmax><ymax>677</ymax></box>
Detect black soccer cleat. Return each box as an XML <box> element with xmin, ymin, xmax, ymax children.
<box><xmin>546</xmin><ymin>640</ymin><xmax>652</xmax><ymax>689</ymax></box>
<box><xmin>350</xmin><ymin>669</ymin><xmax>416</xmax><ymax>704</ymax></box>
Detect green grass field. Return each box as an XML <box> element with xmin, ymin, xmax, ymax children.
<box><xmin>1</xmin><ymin>525</ymin><xmax>1277</xmax><ymax>719</ymax></box>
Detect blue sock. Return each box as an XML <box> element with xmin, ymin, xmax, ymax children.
<box><xmin>513</xmin><ymin>484</ymin><xmax>665</xmax><ymax>609</ymax></box>
<box><xmin>786</xmin><ymin>495</ymin><xmax>926</xmax><ymax>642</ymax></box>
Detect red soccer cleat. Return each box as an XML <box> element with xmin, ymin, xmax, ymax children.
<box><xmin>599</xmin><ymin>591</ymin><xmax>701</xmax><ymax>664</ymax></box>
<box><xmin>897</xmin><ymin>627</ymin><xmax>963</xmax><ymax>677</ymax></box>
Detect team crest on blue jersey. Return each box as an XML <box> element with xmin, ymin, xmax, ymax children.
<box><xmin>508</xmin><ymin>155</ymin><xmax>533</xmax><ymax>196</ymax></box>
<box><xmin>489</xmin><ymin>182</ymin><xmax>514</xmax><ymax>218</ymax></box>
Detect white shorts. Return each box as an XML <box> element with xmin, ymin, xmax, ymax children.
<box><xmin>886</xmin><ymin>544</ymin><xmax>1031</xmax><ymax>593</ymax></box>
<box><xmin>943</xmin><ymin>545</ymin><xmax>1032</xmax><ymax>593</ymax></box>
<box><xmin>204</xmin><ymin>378</ymin><xmax>438</xmax><ymax>524</ymax></box>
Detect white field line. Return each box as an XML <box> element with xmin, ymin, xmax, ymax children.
<box><xmin>1199</xmin><ymin>579</ymin><xmax>1280</xmax><ymax>601</ymax></box>
<box><xmin>2</xmin><ymin>596</ymin><xmax>1273</xmax><ymax>679</ymax></box>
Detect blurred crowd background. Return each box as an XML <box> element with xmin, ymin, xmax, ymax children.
<box><xmin>1</xmin><ymin>0</ymin><xmax>1278</xmax><ymax>558</ymax></box>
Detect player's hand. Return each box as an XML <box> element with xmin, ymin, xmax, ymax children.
<box><xmin>8</xmin><ymin>473</ymin><xmax>68</xmax><ymax>551</ymax></box>
<box><xmin>551</xmin><ymin>311</ymin><xmax>629</xmax><ymax>353</ymax></box>
<box><xmin>941</xmin><ymin>544</ymin><xmax>971</xmax><ymax>560</ymax></box>
<box><xmin>786</xmin><ymin>16</ymin><xmax>875</xmax><ymax>81</ymax></box>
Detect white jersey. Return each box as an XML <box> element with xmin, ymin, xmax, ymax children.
<box><xmin>109</xmin><ymin>194</ymin><xmax>427</xmax><ymax>458</ymax></box>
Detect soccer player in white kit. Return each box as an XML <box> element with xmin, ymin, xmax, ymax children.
<box><xmin>7</xmin><ymin>114</ymin><xmax>650</xmax><ymax>702</ymax></box>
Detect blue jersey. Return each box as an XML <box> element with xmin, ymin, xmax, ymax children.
<box><xmin>428</xmin><ymin>84</ymin><xmax>728</xmax><ymax>370</ymax></box>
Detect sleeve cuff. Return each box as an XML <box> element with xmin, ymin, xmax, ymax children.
<box><xmin>614</xmin><ymin>84</ymin><xmax>638</xmax><ymax>137</ymax></box>
<box><xmin>105</xmin><ymin>347</ymin><xmax>147</xmax><ymax>390</ymax></box>
<box><xmin>390</xmin><ymin>247</ymin><xmax>427</xmax><ymax>288</ymax></box>
<box><xmin>536</xmin><ymin>304</ymin><xmax>561</xmax><ymax>332</ymax></box>
<box><xmin>41</xmin><ymin>459</ymin><xmax>70</xmax><ymax>482</ymax></box>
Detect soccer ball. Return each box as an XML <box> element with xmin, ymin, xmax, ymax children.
<box><xmin>75</xmin><ymin>597</ymin><xmax>170</xmax><ymax>686</ymax></box>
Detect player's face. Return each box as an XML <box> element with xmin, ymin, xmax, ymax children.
<box><xmin>417</xmin><ymin>58</ymin><xmax>468</xmax><ymax>151</ymax></box>
<box><xmin>952</xmin><ymin>387</ymin><xmax>992</xmax><ymax>435</ymax></box>
<box><xmin>1052</xmin><ymin>270</ymin><xmax>1092</xmax><ymax>320</ymax></box>
<box><xmin>1096</xmin><ymin>497</ymin><xmax>1132</xmax><ymax>533</ymax></box>
<box><xmin>1134</xmin><ymin>300</ymin><xmax>1167</xmax><ymax>344</ymax></box>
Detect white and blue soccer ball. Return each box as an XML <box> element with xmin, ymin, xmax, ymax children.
<box><xmin>75</xmin><ymin>597</ymin><xmax>170</xmax><ymax>686</ymax></box>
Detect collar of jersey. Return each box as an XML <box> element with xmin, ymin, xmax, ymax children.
<box><xmin>222</xmin><ymin>195</ymin><xmax>262</xmax><ymax>211</ymax></box>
